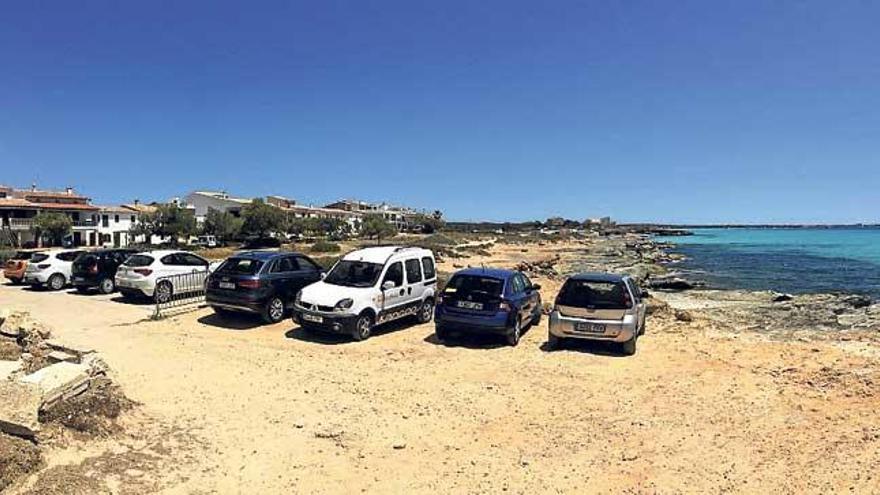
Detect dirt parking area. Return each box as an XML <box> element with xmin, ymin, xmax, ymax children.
<box><xmin>2</xmin><ymin>273</ymin><xmax>879</xmax><ymax>494</ymax></box>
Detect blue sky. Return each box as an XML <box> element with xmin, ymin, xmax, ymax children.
<box><xmin>2</xmin><ymin>1</ymin><xmax>879</xmax><ymax>224</ymax></box>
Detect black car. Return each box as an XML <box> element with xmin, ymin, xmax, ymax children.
<box><xmin>71</xmin><ymin>249</ymin><xmax>138</xmax><ymax>294</ymax></box>
<box><xmin>206</xmin><ymin>251</ymin><xmax>323</xmax><ymax>323</ymax></box>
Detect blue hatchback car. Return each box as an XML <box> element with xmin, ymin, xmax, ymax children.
<box><xmin>434</xmin><ymin>268</ymin><xmax>543</xmax><ymax>346</ymax></box>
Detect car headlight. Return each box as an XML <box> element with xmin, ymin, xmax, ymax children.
<box><xmin>334</xmin><ymin>298</ymin><xmax>353</xmax><ymax>311</ymax></box>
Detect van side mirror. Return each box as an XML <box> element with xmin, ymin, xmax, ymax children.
<box><xmin>382</xmin><ymin>280</ymin><xmax>395</xmax><ymax>290</ymax></box>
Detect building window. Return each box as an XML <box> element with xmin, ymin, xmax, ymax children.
<box><xmin>131</xmin><ymin>215</ymin><xmax>136</xmax><ymax>222</ymax></box>
<box><xmin>114</xmin><ymin>215</ymin><xmax>120</xmax><ymax>223</ymax></box>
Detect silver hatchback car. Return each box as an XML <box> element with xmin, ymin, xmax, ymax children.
<box><xmin>548</xmin><ymin>272</ymin><xmax>647</xmax><ymax>355</ymax></box>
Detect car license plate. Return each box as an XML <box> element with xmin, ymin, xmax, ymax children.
<box><xmin>302</xmin><ymin>313</ymin><xmax>323</xmax><ymax>323</ymax></box>
<box><xmin>219</xmin><ymin>282</ymin><xmax>236</xmax><ymax>290</ymax></box>
<box><xmin>72</xmin><ymin>277</ymin><xmax>84</xmax><ymax>283</ymax></box>
<box><xmin>575</xmin><ymin>322</ymin><xmax>605</xmax><ymax>333</ymax></box>
<box><xmin>457</xmin><ymin>301</ymin><xmax>483</xmax><ymax>310</ymax></box>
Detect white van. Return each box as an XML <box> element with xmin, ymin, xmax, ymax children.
<box><xmin>293</xmin><ymin>246</ymin><xmax>437</xmax><ymax>340</ymax></box>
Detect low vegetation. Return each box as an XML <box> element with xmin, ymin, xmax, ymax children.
<box><xmin>311</xmin><ymin>241</ymin><xmax>341</xmax><ymax>253</ymax></box>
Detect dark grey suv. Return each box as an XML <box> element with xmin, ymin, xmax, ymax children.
<box><xmin>206</xmin><ymin>251</ymin><xmax>323</xmax><ymax>323</ymax></box>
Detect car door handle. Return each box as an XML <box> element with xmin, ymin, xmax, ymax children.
<box><xmin>407</xmin><ymin>287</ymin><xmax>412</xmax><ymax>295</ymax></box>
<box><xmin>398</xmin><ymin>289</ymin><xmax>405</xmax><ymax>296</ymax></box>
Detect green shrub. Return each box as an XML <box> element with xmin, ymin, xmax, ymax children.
<box><xmin>311</xmin><ymin>241</ymin><xmax>341</xmax><ymax>253</ymax></box>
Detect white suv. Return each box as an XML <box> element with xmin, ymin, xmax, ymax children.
<box><xmin>115</xmin><ymin>250</ymin><xmax>211</xmax><ymax>303</ymax></box>
<box><xmin>293</xmin><ymin>246</ymin><xmax>437</xmax><ymax>340</ymax></box>
<box><xmin>24</xmin><ymin>249</ymin><xmax>86</xmax><ymax>290</ymax></box>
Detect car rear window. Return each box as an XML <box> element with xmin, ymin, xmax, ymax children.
<box><xmin>124</xmin><ymin>254</ymin><xmax>154</xmax><ymax>267</ymax></box>
<box><xmin>444</xmin><ymin>275</ymin><xmax>504</xmax><ymax>301</ymax></box>
<box><xmin>76</xmin><ymin>254</ymin><xmax>98</xmax><ymax>266</ymax></box>
<box><xmin>30</xmin><ymin>253</ymin><xmax>49</xmax><ymax>263</ymax></box>
<box><xmin>57</xmin><ymin>251</ymin><xmax>82</xmax><ymax>262</ymax></box>
<box><xmin>14</xmin><ymin>251</ymin><xmax>35</xmax><ymax>260</ymax></box>
<box><xmin>557</xmin><ymin>279</ymin><xmax>631</xmax><ymax>309</ymax></box>
<box><xmin>216</xmin><ymin>258</ymin><xmax>264</xmax><ymax>275</ymax></box>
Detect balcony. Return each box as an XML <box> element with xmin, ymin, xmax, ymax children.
<box><xmin>3</xmin><ymin>218</ymin><xmax>97</xmax><ymax>230</ymax></box>
<box><xmin>7</xmin><ymin>218</ymin><xmax>35</xmax><ymax>230</ymax></box>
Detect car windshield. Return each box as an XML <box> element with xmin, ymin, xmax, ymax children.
<box><xmin>124</xmin><ymin>254</ymin><xmax>154</xmax><ymax>267</ymax></box>
<box><xmin>324</xmin><ymin>260</ymin><xmax>382</xmax><ymax>288</ymax></box>
<box><xmin>30</xmin><ymin>253</ymin><xmax>49</xmax><ymax>263</ymax></box>
<box><xmin>557</xmin><ymin>279</ymin><xmax>631</xmax><ymax>309</ymax></box>
<box><xmin>216</xmin><ymin>258</ymin><xmax>263</xmax><ymax>275</ymax></box>
<box><xmin>444</xmin><ymin>275</ymin><xmax>504</xmax><ymax>301</ymax></box>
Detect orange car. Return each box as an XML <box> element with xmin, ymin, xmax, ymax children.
<box><xmin>3</xmin><ymin>249</ymin><xmax>43</xmax><ymax>285</ymax></box>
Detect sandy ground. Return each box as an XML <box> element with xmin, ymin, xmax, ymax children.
<box><xmin>2</xmin><ymin>241</ymin><xmax>880</xmax><ymax>494</ymax></box>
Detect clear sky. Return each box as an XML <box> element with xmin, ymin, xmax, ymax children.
<box><xmin>2</xmin><ymin>1</ymin><xmax>879</xmax><ymax>224</ymax></box>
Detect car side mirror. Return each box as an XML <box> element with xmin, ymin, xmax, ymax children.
<box><xmin>382</xmin><ymin>280</ymin><xmax>395</xmax><ymax>290</ymax></box>
<box><xmin>531</xmin><ymin>284</ymin><xmax>542</xmax><ymax>291</ymax></box>
<box><xmin>320</xmin><ymin>272</ymin><xmax>326</xmax><ymax>280</ymax></box>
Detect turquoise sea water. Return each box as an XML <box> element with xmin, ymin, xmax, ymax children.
<box><xmin>654</xmin><ymin>228</ymin><xmax>880</xmax><ymax>298</ymax></box>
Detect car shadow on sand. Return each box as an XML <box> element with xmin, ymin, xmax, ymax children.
<box><xmin>539</xmin><ymin>339</ymin><xmax>631</xmax><ymax>357</ymax></box>
<box><xmin>284</xmin><ymin>317</ymin><xmax>421</xmax><ymax>345</ymax></box>
<box><xmin>108</xmin><ymin>295</ymin><xmax>153</xmax><ymax>306</ymax></box>
<box><xmin>198</xmin><ymin>312</ymin><xmax>266</xmax><ymax>331</ymax></box>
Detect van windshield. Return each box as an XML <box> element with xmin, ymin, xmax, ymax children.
<box><xmin>324</xmin><ymin>260</ymin><xmax>382</xmax><ymax>288</ymax></box>
<box><xmin>557</xmin><ymin>279</ymin><xmax>631</xmax><ymax>309</ymax></box>
<box><xmin>443</xmin><ymin>275</ymin><xmax>504</xmax><ymax>302</ymax></box>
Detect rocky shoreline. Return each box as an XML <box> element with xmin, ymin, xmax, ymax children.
<box><xmin>570</xmin><ymin>232</ymin><xmax>880</xmax><ymax>340</ymax></box>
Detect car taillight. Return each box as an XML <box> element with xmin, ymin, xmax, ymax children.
<box><xmin>133</xmin><ymin>268</ymin><xmax>152</xmax><ymax>276</ymax></box>
<box><xmin>623</xmin><ymin>291</ymin><xmax>632</xmax><ymax>308</ymax></box>
<box><xmin>437</xmin><ymin>294</ymin><xmax>444</xmax><ymax>304</ymax></box>
<box><xmin>89</xmin><ymin>265</ymin><xmax>98</xmax><ymax>274</ymax></box>
<box><xmin>499</xmin><ymin>300</ymin><xmax>512</xmax><ymax>312</ymax></box>
<box><xmin>238</xmin><ymin>279</ymin><xmax>261</xmax><ymax>289</ymax></box>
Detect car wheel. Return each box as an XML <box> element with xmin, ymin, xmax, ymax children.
<box><xmin>435</xmin><ymin>326</ymin><xmax>448</xmax><ymax>343</ymax></box>
<box><xmin>639</xmin><ymin>319</ymin><xmax>646</xmax><ymax>336</ymax></box>
<box><xmin>621</xmin><ymin>334</ymin><xmax>638</xmax><ymax>356</ymax></box>
<box><xmin>547</xmin><ymin>331</ymin><xmax>560</xmax><ymax>349</ymax></box>
<box><xmin>506</xmin><ymin>317</ymin><xmax>522</xmax><ymax>347</ymax></box>
<box><xmin>417</xmin><ymin>299</ymin><xmax>434</xmax><ymax>324</ymax></box>
<box><xmin>351</xmin><ymin>313</ymin><xmax>373</xmax><ymax>341</ymax></box>
<box><xmin>532</xmin><ymin>308</ymin><xmax>542</xmax><ymax>326</ymax></box>
<box><xmin>98</xmin><ymin>277</ymin><xmax>116</xmax><ymax>295</ymax></box>
<box><xmin>263</xmin><ymin>296</ymin><xmax>285</xmax><ymax>324</ymax></box>
<box><xmin>154</xmin><ymin>281</ymin><xmax>173</xmax><ymax>304</ymax></box>
<box><xmin>9</xmin><ymin>277</ymin><xmax>22</xmax><ymax>285</ymax></box>
<box><xmin>75</xmin><ymin>286</ymin><xmax>90</xmax><ymax>294</ymax></box>
<box><xmin>48</xmin><ymin>273</ymin><xmax>65</xmax><ymax>291</ymax></box>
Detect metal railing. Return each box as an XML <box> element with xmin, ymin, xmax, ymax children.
<box><xmin>8</xmin><ymin>218</ymin><xmax>34</xmax><ymax>230</ymax></box>
<box><xmin>152</xmin><ymin>270</ymin><xmax>210</xmax><ymax>319</ymax></box>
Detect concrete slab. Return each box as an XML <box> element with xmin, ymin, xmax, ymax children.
<box><xmin>0</xmin><ymin>360</ymin><xmax>23</xmax><ymax>380</ymax></box>
<box><xmin>44</xmin><ymin>339</ymin><xmax>95</xmax><ymax>358</ymax></box>
<box><xmin>47</xmin><ymin>350</ymin><xmax>77</xmax><ymax>363</ymax></box>
<box><xmin>0</xmin><ymin>380</ymin><xmax>42</xmax><ymax>438</ymax></box>
<box><xmin>19</xmin><ymin>362</ymin><xmax>91</xmax><ymax>410</ymax></box>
